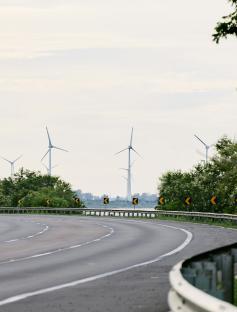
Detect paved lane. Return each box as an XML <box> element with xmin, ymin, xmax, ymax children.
<box><xmin>0</xmin><ymin>215</ymin><xmax>236</xmax><ymax>311</ymax></box>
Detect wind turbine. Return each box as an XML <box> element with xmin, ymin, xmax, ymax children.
<box><xmin>41</xmin><ymin>126</ymin><xmax>68</xmax><ymax>176</ymax></box>
<box><xmin>194</xmin><ymin>134</ymin><xmax>212</xmax><ymax>164</ymax></box>
<box><xmin>1</xmin><ymin>155</ymin><xmax>22</xmax><ymax>178</ymax></box>
<box><xmin>115</xmin><ymin>128</ymin><xmax>140</xmax><ymax>201</ymax></box>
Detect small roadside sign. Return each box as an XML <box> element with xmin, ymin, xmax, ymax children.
<box><xmin>184</xmin><ymin>196</ymin><xmax>192</xmax><ymax>206</ymax></box>
<box><xmin>158</xmin><ymin>196</ymin><xmax>165</xmax><ymax>205</ymax></box>
<box><xmin>103</xmin><ymin>197</ymin><xmax>109</xmax><ymax>205</ymax></box>
<box><xmin>235</xmin><ymin>196</ymin><xmax>237</xmax><ymax>205</ymax></box>
<box><xmin>132</xmin><ymin>198</ymin><xmax>139</xmax><ymax>206</ymax></box>
<box><xmin>74</xmin><ymin>197</ymin><xmax>81</xmax><ymax>204</ymax></box>
<box><xmin>210</xmin><ymin>196</ymin><xmax>217</xmax><ymax>205</ymax></box>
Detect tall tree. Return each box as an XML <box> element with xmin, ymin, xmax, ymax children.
<box><xmin>157</xmin><ymin>137</ymin><xmax>237</xmax><ymax>213</ymax></box>
<box><xmin>0</xmin><ymin>168</ymin><xmax>85</xmax><ymax>208</ymax></box>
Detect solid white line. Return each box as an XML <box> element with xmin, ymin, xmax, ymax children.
<box><xmin>0</xmin><ymin>225</ymin><xmax>192</xmax><ymax>306</ymax></box>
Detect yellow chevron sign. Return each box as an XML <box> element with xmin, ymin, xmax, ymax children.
<box><xmin>210</xmin><ymin>196</ymin><xmax>217</xmax><ymax>205</ymax></box>
<box><xmin>103</xmin><ymin>197</ymin><xmax>109</xmax><ymax>205</ymax></box>
<box><xmin>184</xmin><ymin>197</ymin><xmax>192</xmax><ymax>206</ymax></box>
<box><xmin>158</xmin><ymin>196</ymin><xmax>165</xmax><ymax>205</ymax></box>
<box><xmin>132</xmin><ymin>198</ymin><xmax>139</xmax><ymax>206</ymax></box>
<box><xmin>74</xmin><ymin>198</ymin><xmax>81</xmax><ymax>204</ymax></box>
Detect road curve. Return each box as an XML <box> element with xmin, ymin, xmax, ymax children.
<box><xmin>0</xmin><ymin>215</ymin><xmax>236</xmax><ymax>312</ymax></box>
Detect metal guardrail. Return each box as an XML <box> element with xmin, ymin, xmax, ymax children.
<box><xmin>0</xmin><ymin>207</ymin><xmax>158</xmax><ymax>218</ymax></box>
<box><xmin>169</xmin><ymin>242</ymin><xmax>237</xmax><ymax>312</ymax></box>
<box><xmin>0</xmin><ymin>207</ymin><xmax>237</xmax><ymax>222</ymax></box>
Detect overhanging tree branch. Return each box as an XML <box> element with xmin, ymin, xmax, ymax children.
<box><xmin>213</xmin><ymin>0</ymin><xmax>237</xmax><ymax>43</ymax></box>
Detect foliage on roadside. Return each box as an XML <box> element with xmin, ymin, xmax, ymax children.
<box><xmin>0</xmin><ymin>168</ymin><xmax>85</xmax><ymax>208</ymax></box>
<box><xmin>157</xmin><ymin>137</ymin><xmax>237</xmax><ymax>213</ymax></box>
<box><xmin>213</xmin><ymin>0</ymin><xmax>237</xmax><ymax>43</ymax></box>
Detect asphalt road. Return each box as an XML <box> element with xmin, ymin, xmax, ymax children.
<box><xmin>0</xmin><ymin>215</ymin><xmax>236</xmax><ymax>312</ymax></box>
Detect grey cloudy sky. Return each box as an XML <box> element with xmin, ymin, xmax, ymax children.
<box><xmin>0</xmin><ymin>0</ymin><xmax>236</xmax><ymax>196</ymax></box>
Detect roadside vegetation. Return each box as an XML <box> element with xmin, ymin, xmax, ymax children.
<box><xmin>0</xmin><ymin>168</ymin><xmax>85</xmax><ymax>208</ymax></box>
<box><xmin>157</xmin><ymin>137</ymin><xmax>237</xmax><ymax>213</ymax></box>
<box><xmin>213</xmin><ymin>0</ymin><xmax>237</xmax><ymax>43</ymax></box>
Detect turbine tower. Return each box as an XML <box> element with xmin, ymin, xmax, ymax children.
<box><xmin>115</xmin><ymin>128</ymin><xmax>140</xmax><ymax>201</ymax></box>
<box><xmin>194</xmin><ymin>134</ymin><xmax>212</xmax><ymax>164</ymax></box>
<box><xmin>1</xmin><ymin>155</ymin><xmax>22</xmax><ymax>178</ymax></box>
<box><xmin>41</xmin><ymin>127</ymin><xmax>68</xmax><ymax>176</ymax></box>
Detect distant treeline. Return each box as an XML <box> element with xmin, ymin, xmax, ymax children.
<box><xmin>157</xmin><ymin>137</ymin><xmax>237</xmax><ymax>214</ymax></box>
<box><xmin>0</xmin><ymin>168</ymin><xmax>85</xmax><ymax>208</ymax></box>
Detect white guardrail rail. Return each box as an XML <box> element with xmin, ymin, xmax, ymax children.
<box><xmin>169</xmin><ymin>242</ymin><xmax>237</xmax><ymax>312</ymax></box>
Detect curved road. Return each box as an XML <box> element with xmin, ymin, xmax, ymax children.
<box><xmin>0</xmin><ymin>215</ymin><xmax>236</xmax><ymax>312</ymax></box>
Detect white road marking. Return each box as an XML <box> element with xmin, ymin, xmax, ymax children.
<box><xmin>3</xmin><ymin>221</ymin><xmax>49</xmax><ymax>244</ymax></box>
<box><xmin>0</xmin><ymin>225</ymin><xmax>114</xmax><ymax>265</ymax></box>
<box><xmin>0</xmin><ymin>224</ymin><xmax>192</xmax><ymax>306</ymax></box>
<box><xmin>4</xmin><ymin>239</ymin><xmax>19</xmax><ymax>243</ymax></box>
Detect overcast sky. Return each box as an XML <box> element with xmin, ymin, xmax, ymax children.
<box><xmin>0</xmin><ymin>0</ymin><xmax>236</xmax><ymax>196</ymax></box>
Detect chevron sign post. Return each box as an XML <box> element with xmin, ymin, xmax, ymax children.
<box><xmin>158</xmin><ymin>196</ymin><xmax>165</xmax><ymax>206</ymax></box>
<box><xmin>184</xmin><ymin>196</ymin><xmax>192</xmax><ymax>206</ymax></box>
<box><xmin>210</xmin><ymin>196</ymin><xmax>217</xmax><ymax>205</ymax></box>
<box><xmin>103</xmin><ymin>197</ymin><xmax>109</xmax><ymax>205</ymax></box>
<box><xmin>132</xmin><ymin>197</ymin><xmax>139</xmax><ymax>208</ymax></box>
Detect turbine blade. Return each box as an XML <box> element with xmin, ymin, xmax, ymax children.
<box><xmin>46</xmin><ymin>126</ymin><xmax>52</xmax><ymax>147</ymax></box>
<box><xmin>130</xmin><ymin>127</ymin><xmax>133</xmax><ymax>146</ymax></box>
<box><xmin>115</xmin><ymin>147</ymin><xmax>128</xmax><ymax>155</ymax></box>
<box><xmin>42</xmin><ymin>163</ymin><xmax>48</xmax><ymax>169</ymax></box>
<box><xmin>131</xmin><ymin>147</ymin><xmax>141</xmax><ymax>157</ymax></box>
<box><xmin>13</xmin><ymin>155</ymin><xmax>22</xmax><ymax>163</ymax></box>
<box><xmin>194</xmin><ymin>134</ymin><xmax>207</xmax><ymax>147</ymax></box>
<box><xmin>53</xmin><ymin>146</ymin><xmax>68</xmax><ymax>152</ymax></box>
<box><xmin>119</xmin><ymin>168</ymin><xmax>128</xmax><ymax>171</ymax></box>
<box><xmin>41</xmin><ymin>149</ymin><xmax>49</xmax><ymax>161</ymax></box>
<box><xmin>196</xmin><ymin>149</ymin><xmax>206</xmax><ymax>158</ymax></box>
<box><xmin>1</xmin><ymin>156</ymin><xmax>11</xmax><ymax>164</ymax></box>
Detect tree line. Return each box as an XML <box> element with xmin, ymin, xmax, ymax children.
<box><xmin>157</xmin><ymin>137</ymin><xmax>237</xmax><ymax>213</ymax></box>
<box><xmin>0</xmin><ymin>168</ymin><xmax>85</xmax><ymax>208</ymax></box>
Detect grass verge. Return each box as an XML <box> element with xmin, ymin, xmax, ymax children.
<box><xmin>154</xmin><ymin>214</ymin><xmax>237</xmax><ymax>229</ymax></box>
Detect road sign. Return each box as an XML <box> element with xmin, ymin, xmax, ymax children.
<box><xmin>158</xmin><ymin>196</ymin><xmax>165</xmax><ymax>205</ymax></box>
<box><xmin>74</xmin><ymin>197</ymin><xmax>81</xmax><ymax>204</ymax></box>
<box><xmin>103</xmin><ymin>197</ymin><xmax>109</xmax><ymax>205</ymax></box>
<box><xmin>46</xmin><ymin>199</ymin><xmax>50</xmax><ymax>206</ymax></box>
<box><xmin>233</xmin><ymin>195</ymin><xmax>237</xmax><ymax>205</ymax></box>
<box><xmin>210</xmin><ymin>196</ymin><xmax>217</xmax><ymax>205</ymax></box>
<box><xmin>184</xmin><ymin>197</ymin><xmax>192</xmax><ymax>206</ymax></box>
<box><xmin>132</xmin><ymin>198</ymin><xmax>139</xmax><ymax>206</ymax></box>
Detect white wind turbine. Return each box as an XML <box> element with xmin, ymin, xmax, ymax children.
<box><xmin>194</xmin><ymin>134</ymin><xmax>213</xmax><ymax>164</ymax></box>
<box><xmin>115</xmin><ymin>128</ymin><xmax>140</xmax><ymax>201</ymax></box>
<box><xmin>1</xmin><ymin>155</ymin><xmax>22</xmax><ymax>178</ymax></box>
<box><xmin>41</xmin><ymin>126</ymin><xmax>68</xmax><ymax>176</ymax></box>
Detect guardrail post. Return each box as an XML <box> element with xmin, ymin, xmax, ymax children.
<box><xmin>221</xmin><ymin>253</ymin><xmax>234</xmax><ymax>303</ymax></box>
